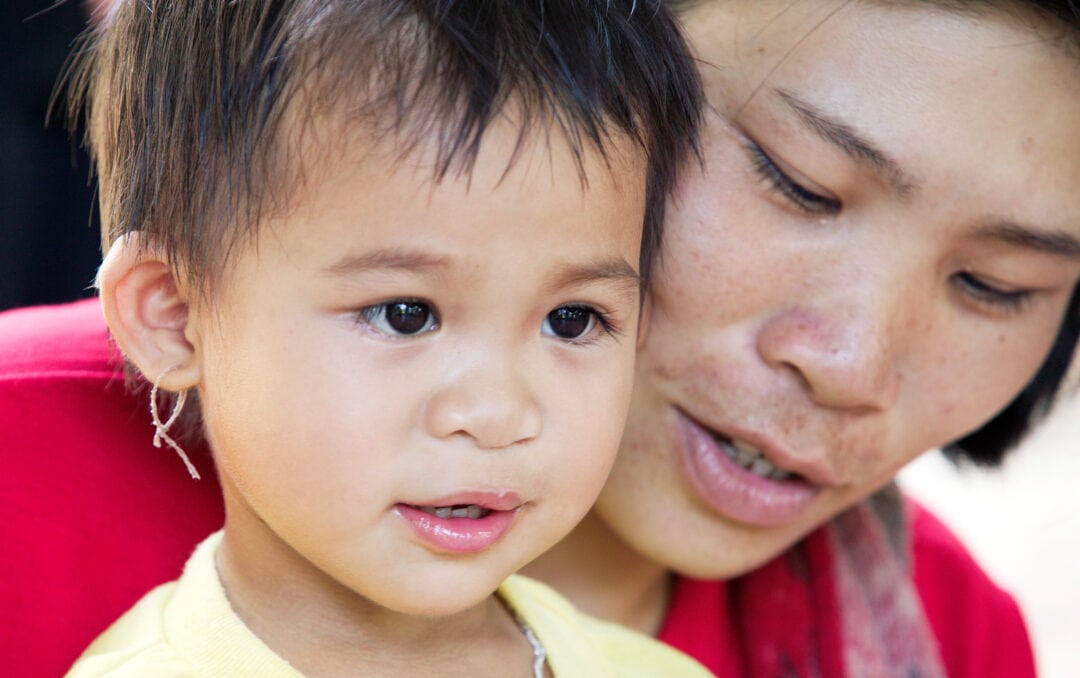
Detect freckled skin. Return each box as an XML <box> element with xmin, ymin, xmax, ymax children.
<box><xmin>527</xmin><ymin>0</ymin><xmax>1080</xmax><ymax>611</ymax></box>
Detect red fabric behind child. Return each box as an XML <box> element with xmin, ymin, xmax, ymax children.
<box><xmin>0</xmin><ymin>300</ymin><xmax>1035</xmax><ymax>678</ymax></box>
<box><xmin>0</xmin><ymin>301</ymin><xmax>223</xmax><ymax>678</ymax></box>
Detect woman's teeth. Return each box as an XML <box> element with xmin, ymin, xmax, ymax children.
<box><xmin>417</xmin><ymin>504</ymin><xmax>490</xmax><ymax>519</ymax></box>
<box><xmin>723</xmin><ymin>438</ymin><xmax>793</xmax><ymax>481</ymax></box>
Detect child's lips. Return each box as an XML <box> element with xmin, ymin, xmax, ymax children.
<box><xmin>412</xmin><ymin>504</ymin><xmax>492</xmax><ymax>520</ymax></box>
<box><xmin>407</xmin><ymin>490</ymin><xmax>524</xmax><ymax>513</ymax></box>
<box><xmin>395</xmin><ymin>490</ymin><xmax>524</xmax><ymax>554</ymax></box>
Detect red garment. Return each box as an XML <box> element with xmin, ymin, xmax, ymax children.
<box><xmin>0</xmin><ymin>300</ymin><xmax>1036</xmax><ymax>678</ymax></box>
<box><xmin>910</xmin><ymin>504</ymin><xmax>1036</xmax><ymax>678</ymax></box>
<box><xmin>658</xmin><ymin>501</ymin><xmax>1036</xmax><ymax>678</ymax></box>
<box><xmin>0</xmin><ymin>301</ymin><xmax>224</xmax><ymax>678</ymax></box>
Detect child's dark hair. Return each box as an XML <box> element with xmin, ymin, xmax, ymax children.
<box><xmin>64</xmin><ymin>0</ymin><xmax>702</xmax><ymax>296</ymax></box>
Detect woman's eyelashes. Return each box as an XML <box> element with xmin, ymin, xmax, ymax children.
<box><xmin>355</xmin><ymin>300</ymin><xmax>619</xmax><ymax>342</ymax></box>
<box><xmin>951</xmin><ymin>273</ymin><xmax>1033</xmax><ymax>313</ymax></box>
<box><xmin>739</xmin><ymin>136</ymin><xmax>1045</xmax><ymax>316</ymax></box>
<box><xmin>745</xmin><ymin>140</ymin><xmax>841</xmax><ymax>216</ymax></box>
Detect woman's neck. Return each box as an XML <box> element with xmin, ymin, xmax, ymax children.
<box><xmin>521</xmin><ymin>510</ymin><xmax>672</xmax><ymax>636</ymax></box>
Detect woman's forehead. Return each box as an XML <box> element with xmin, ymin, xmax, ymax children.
<box><xmin>684</xmin><ymin>0</ymin><xmax>1076</xmax><ymax>55</ymax></box>
<box><xmin>687</xmin><ymin>0</ymin><xmax>1080</xmax><ymax>229</ymax></box>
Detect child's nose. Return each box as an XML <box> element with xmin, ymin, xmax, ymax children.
<box><xmin>424</xmin><ymin>356</ymin><xmax>542</xmax><ymax>450</ymax></box>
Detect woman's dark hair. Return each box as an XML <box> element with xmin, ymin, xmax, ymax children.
<box><xmin>916</xmin><ymin>0</ymin><xmax>1080</xmax><ymax>465</ymax></box>
<box><xmin>947</xmin><ymin>284</ymin><xmax>1080</xmax><ymax>465</ymax></box>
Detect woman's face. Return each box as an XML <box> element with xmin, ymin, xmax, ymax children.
<box><xmin>596</xmin><ymin>0</ymin><xmax>1080</xmax><ymax>578</ymax></box>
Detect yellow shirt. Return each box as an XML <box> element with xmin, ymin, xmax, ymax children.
<box><xmin>68</xmin><ymin>532</ymin><xmax>713</xmax><ymax>677</ymax></box>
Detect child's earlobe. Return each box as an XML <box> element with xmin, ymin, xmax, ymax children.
<box><xmin>98</xmin><ymin>233</ymin><xmax>200</xmax><ymax>390</ymax></box>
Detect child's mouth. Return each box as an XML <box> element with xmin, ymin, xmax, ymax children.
<box><xmin>397</xmin><ymin>499</ymin><xmax>520</xmax><ymax>554</ymax></box>
<box><xmin>412</xmin><ymin>504</ymin><xmax>492</xmax><ymax>519</ymax></box>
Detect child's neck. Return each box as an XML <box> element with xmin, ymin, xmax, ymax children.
<box><xmin>521</xmin><ymin>510</ymin><xmax>672</xmax><ymax>636</ymax></box>
<box><xmin>215</xmin><ymin>514</ymin><xmax>543</xmax><ymax>677</ymax></box>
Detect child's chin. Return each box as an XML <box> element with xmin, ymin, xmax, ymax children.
<box><xmin>368</xmin><ymin>575</ymin><xmax>507</xmax><ymax>619</ymax></box>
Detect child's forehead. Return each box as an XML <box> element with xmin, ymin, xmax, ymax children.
<box><xmin>206</xmin><ymin>104</ymin><xmax>648</xmax><ymax>304</ymax></box>
<box><xmin>279</xmin><ymin>95</ymin><xmax>647</xmax><ymax>207</ymax></box>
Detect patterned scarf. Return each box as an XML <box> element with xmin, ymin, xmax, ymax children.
<box><xmin>730</xmin><ymin>485</ymin><xmax>947</xmax><ymax>677</ymax></box>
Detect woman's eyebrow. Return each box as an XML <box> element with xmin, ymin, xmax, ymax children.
<box><xmin>775</xmin><ymin>88</ymin><xmax>918</xmax><ymax>197</ymax></box>
<box><xmin>772</xmin><ymin>89</ymin><xmax>1080</xmax><ymax>260</ymax></box>
<box><xmin>978</xmin><ymin>221</ymin><xmax>1080</xmax><ymax>259</ymax></box>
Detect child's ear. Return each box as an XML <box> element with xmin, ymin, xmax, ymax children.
<box><xmin>97</xmin><ymin>232</ymin><xmax>200</xmax><ymax>390</ymax></box>
<box><xmin>636</xmin><ymin>294</ymin><xmax>651</xmax><ymax>349</ymax></box>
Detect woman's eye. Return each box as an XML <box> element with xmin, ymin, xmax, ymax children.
<box><xmin>952</xmin><ymin>273</ymin><xmax>1032</xmax><ymax>313</ymax></box>
<box><xmin>542</xmin><ymin>305</ymin><xmax>608</xmax><ymax>342</ymax></box>
<box><xmin>358</xmin><ymin>301</ymin><xmax>439</xmax><ymax>336</ymax></box>
<box><xmin>746</xmin><ymin>141</ymin><xmax>841</xmax><ymax>215</ymax></box>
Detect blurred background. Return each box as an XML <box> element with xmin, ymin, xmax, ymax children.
<box><xmin>2</xmin><ymin>2</ymin><xmax>1076</xmax><ymax>676</ymax></box>
<box><xmin>2</xmin><ymin>0</ymin><xmax>102</xmax><ymax>312</ymax></box>
<box><xmin>901</xmin><ymin>394</ymin><xmax>1080</xmax><ymax>678</ymax></box>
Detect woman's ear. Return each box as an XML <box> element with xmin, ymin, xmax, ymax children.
<box><xmin>97</xmin><ymin>233</ymin><xmax>200</xmax><ymax>390</ymax></box>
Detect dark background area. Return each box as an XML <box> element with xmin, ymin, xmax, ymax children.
<box><xmin>1</xmin><ymin>0</ymin><xmax>101</xmax><ymax>311</ymax></box>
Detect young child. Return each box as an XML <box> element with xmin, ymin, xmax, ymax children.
<box><xmin>64</xmin><ymin>1</ymin><xmax>707</xmax><ymax>676</ymax></box>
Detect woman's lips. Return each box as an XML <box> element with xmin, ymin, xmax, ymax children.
<box><xmin>676</xmin><ymin>410</ymin><xmax>818</xmax><ymax>527</ymax></box>
<box><xmin>395</xmin><ymin>491</ymin><xmax>522</xmax><ymax>554</ymax></box>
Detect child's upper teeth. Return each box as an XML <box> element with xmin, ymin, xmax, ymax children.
<box><xmin>421</xmin><ymin>504</ymin><xmax>486</xmax><ymax>519</ymax></box>
<box><xmin>450</xmin><ymin>505</ymin><xmax>484</xmax><ymax>519</ymax></box>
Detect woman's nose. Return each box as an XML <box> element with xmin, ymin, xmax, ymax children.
<box><xmin>424</xmin><ymin>354</ymin><xmax>542</xmax><ymax>449</ymax></box>
<box><xmin>756</xmin><ymin>301</ymin><xmax>902</xmax><ymax>413</ymax></box>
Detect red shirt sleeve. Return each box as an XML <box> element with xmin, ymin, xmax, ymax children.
<box><xmin>909</xmin><ymin>500</ymin><xmax>1037</xmax><ymax>678</ymax></box>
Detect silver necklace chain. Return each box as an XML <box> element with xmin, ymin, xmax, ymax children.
<box><xmin>514</xmin><ymin>612</ymin><xmax>547</xmax><ymax>678</ymax></box>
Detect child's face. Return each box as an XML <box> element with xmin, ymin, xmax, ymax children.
<box><xmin>185</xmin><ymin>119</ymin><xmax>647</xmax><ymax>616</ymax></box>
<box><xmin>592</xmin><ymin>0</ymin><xmax>1080</xmax><ymax>578</ymax></box>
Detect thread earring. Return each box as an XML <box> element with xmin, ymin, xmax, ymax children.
<box><xmin>150</xmin><ymin>364</ymin><xmax>201</xmax><ymax>480</ymax></box>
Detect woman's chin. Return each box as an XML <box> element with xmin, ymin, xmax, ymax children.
<box><xmin>593</xmin><ymin>486</ymin><xmax>815</xmax><ymax>581</ymax></box>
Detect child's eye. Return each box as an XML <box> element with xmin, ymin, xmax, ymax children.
<box><xmin>745</xmin><ymin>141</ymin><xmax>841</xmax><ymax>215</ymax></box>
<box><xmin>358</xmin><ymin>300</ymin><xmax>439</xmax><ymax>336</ymax></box>
<box><xmin>951</xmin><ymin>273</ymin><xmax>1032</xmax><ymax>313</ymax></box>
<box><xmin>542</xmin><ymin>305</ymin><xmax>612</xmax><ymax>343</ymax></box>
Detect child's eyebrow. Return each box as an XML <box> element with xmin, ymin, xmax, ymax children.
<box><xmin>321</xmin><ymin>249</ymin><xmax>451</xmax><ymax>277</ymax></box>
<box><xmin>546</xmin><ymin>258</ymin><xmax>641</xmax><ymax>293</ymax></box>
<box><xmin>322</xmin><ymin>250</ymin><xmax>641</xmax><ymax>288</ymax></box>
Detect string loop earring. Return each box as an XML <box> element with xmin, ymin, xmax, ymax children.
<box><xmin>150</xmin><ymin>364</ymin><xmax>201</xmax><ymax>480</ymax></box>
